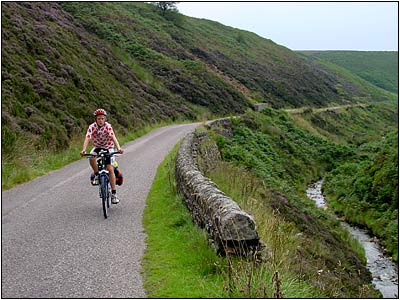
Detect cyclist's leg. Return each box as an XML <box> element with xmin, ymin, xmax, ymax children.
<box><xmin>89</xmin><ymin>148</ymin><xmax>100</xmax><ymax>175</ymax></box>
<box><xmin>107</xmin><ymin>163</ymin><xmax>119</xmax><ymax>204</ymax></box>
<box><xmin>89</xmin><ymin>157</ymin><xmax>98</xmax><ymax>174</ymax></box>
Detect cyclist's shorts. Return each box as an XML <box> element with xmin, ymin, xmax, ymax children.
<box><xmin>90</xmin><ymin>148</ymin><xmax>115</xmax><ymax>166</ymax></box>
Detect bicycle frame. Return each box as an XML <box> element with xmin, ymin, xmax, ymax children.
<box><xmin>84</xmin><ymin>150</ymin><xmax>120</xmax><ymax>218</ymax></box>
<box><xmin>97</xmin><ymin>153</ymin><xmax>111</xmax><ymax>217</ymax></box>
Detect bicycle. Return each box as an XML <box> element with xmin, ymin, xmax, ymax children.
<box><xmin>84</xmin><ymin>150</ymin><xmax>120</xmax><ymax>219</ymax></box>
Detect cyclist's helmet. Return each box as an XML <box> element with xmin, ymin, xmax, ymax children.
<box><xmin>93</xmin><ymin>108</ymin><xmax>107</xmax><ymax>117</ymax></box>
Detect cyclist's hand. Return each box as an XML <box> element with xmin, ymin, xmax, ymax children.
<box><xmin>118</xmin><ymin>148</ymin><xmax>124</xmax><ymax>154</ymax></box>
<box><xmin>80</xmin><ymin>150</ymin><xmax>86</xmax><ymax>157</ymax></box>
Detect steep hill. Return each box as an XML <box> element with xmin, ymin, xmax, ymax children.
<box><xmin>2</xmin><ymin>2</ymin><xmax>396</xmax><ymax>150</ymax></box>
<box><xmin>2</xmin><ymin>2</ymin><xmax>396</xmax><ymax>156</ymax></box>
<box><xmin>299</xmin><ymin>51</ymin><xmax>398</xmax><ymax>93</ymax></box>
<box><xmin>2</xmin><ymin>2</ymin><xmax>195</xmax><ymax>153</ymax></box>
<box><xmin>61</xmin><ymin>2</ymin><xmax>395</xmax><ymax>108</ymax></box>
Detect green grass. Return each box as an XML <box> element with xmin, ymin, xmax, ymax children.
<box><xmin>314</xmin><ymin>59</ymin><xmax>397</xmax><ymax>102</ymax></box>
<box><xmin>142</xmin><ymin>142</ymin><xmax>226</xmax><ymax>298</ymax></box>
<box><xmin>299</xmin><ymin>51</ymin><xmax>398</xmax><ymax>94</ymax></box>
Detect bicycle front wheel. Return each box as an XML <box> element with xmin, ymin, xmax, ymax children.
<box><xmin>107</xmin><ymin>183</ymin><xmax>110</xmax><ymax>208</ymax></box>
<box><xmin>99</xmin><ymin>175</ymin><xmax>109</xmax><ymax>219</ymax></box>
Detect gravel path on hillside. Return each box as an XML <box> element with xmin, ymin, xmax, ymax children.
<box><xmin>2</xmin><ymin>122</ymin><xmax>200</xmax><ymax>298</ymax></box>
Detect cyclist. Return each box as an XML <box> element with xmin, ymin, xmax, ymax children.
<box><xmin>80</xmin><ymin>108</ymin><xmax>124</xmax><ymax>204</ymax></box>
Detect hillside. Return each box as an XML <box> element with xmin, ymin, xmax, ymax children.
<box><xmin>1</xmin><ymin>2</ymin><xmax>398</xmax><ymax>190</ymax></box>
<box><xmin>2</xmin><ymin>2</ymin><xmax>197</xmax><ymax>154</ymax></box>
<box><xmin>299</xmin><ymin>51</ymin><xmax>398</xmax><ymax>93</ymax></box>
<box><xmin>60</xmin><ymin>2</ymin><xmax>396</xmax><ymax>108</ymax></box>
<box><xmin>2</xmin><ymin>2</ymin><xmax>396</xmax><ymax>154</ymax></box>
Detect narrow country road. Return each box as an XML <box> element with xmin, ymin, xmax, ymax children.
<box><xmin>2</xmin><ymin>122</ymin><xmax>201</xmax><ymax>298</ymax></box>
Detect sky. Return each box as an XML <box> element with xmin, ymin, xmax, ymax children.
<box><xmin>177</xmin><ymin>2</ymin><xmax>398</xmax><ymax>51</ymax></box>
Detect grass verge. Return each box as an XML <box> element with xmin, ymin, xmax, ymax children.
<box><xmin>142</xmin><ymin>142</ymin><xmax>226</xmax><ymax>298</ymax></box>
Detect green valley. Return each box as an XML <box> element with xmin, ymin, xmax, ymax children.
<box><xmin>299</xmin><ymin>50</ymin><xmax>398</xmax><ymax>93</ymax></box>
<box><xmin>1</xmin><ymin>2</ymin><xmax>398</xmax><ymax>298</ymax></box>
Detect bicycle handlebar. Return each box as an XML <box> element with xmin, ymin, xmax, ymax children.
<box><xmin>83</xmin><ymin>150</ymin><xmax>121</xmax><ymax>158</ymax></box>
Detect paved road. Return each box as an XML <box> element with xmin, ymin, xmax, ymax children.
<box><xmin>2</xmin><ymin>122</ymin><xmax>201</xmax><ymax>298</ymax></box>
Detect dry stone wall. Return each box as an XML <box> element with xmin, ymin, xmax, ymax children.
<box><xmin>175</xmin><ymin>128</ymin><xmax>260</xmax><ymax>255</ymax></box>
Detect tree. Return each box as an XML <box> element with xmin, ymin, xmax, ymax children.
<box><xmin>153</xmin><ymin>2</ymin><xmax>179</xmax><ymax>15</ymax></box>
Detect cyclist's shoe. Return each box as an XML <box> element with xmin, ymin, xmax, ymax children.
<box><xmin>111</xmin><ymin>193</ymin><xmax>120</xmax><ymax>204</ymax></box>
<box><xmin>90</xmin><ymin>173</ymin><xmax>99</xmax><ymax>186</ymax></box>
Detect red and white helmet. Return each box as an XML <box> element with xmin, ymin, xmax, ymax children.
<box><xmin>93</xmin><ymin>108</ymin><xmax>107</xmax><ymax>117</ymax></box>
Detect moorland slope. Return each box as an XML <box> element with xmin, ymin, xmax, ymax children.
<box><xmin>2</xmin><ymin>2</ymin><xmax>396</xmax><ymax>156</ymax></box>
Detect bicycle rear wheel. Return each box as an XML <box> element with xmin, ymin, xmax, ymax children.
<box><xmin>99</xmin><ymin>175</ymin><xmax>109</xmax><ymax>218</ymax></box>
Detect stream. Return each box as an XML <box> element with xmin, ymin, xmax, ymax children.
<box><xmin>306</xmin><ymin>180</ymin><xmax>399</xmax><ymax>298</ymax></box>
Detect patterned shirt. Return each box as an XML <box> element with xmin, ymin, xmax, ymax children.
<box><xmin>86</xmin><ymin>122</ymin><xmax>115</xmax><ymax>149</ymax></box>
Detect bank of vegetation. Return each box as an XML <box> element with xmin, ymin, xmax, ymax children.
<box><xmin>287</xmin><ymin>101</ymin><xmax>398</xmax><ymax>261</ymax></box>
<box><xmin>200</xmin><ymin>103</ymin><xmax>397</xmax><ymax>296</ymax></box>
<box><xmin>2</xmin><ymin>2</ymin><xmax>396</xmax><ymax>189</ymax></box>
<box><xmin>323</xmin><ymin>131</ymin><xmax>398</xmax><ymax>261</ymax></box>
<box><xmin>144</xmin><ymin>102</ymin><xmax>398</xmax><ymax>298</ymax></box>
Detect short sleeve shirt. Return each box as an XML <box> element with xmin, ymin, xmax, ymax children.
<box><xmin>86</xmin><ymin>122</ymin><xmax>115</xmax><ymax>149</ymax></box>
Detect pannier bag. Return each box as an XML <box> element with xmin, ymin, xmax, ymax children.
<box><xmin>113</xmin><ymin>161</ymin><xmax>124</xmax><ymax>186</ymax></box>
<box><xmin>114</xmin><ymin>167</ymin><xmax>124</xmax><ymax>186</ymax></box>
